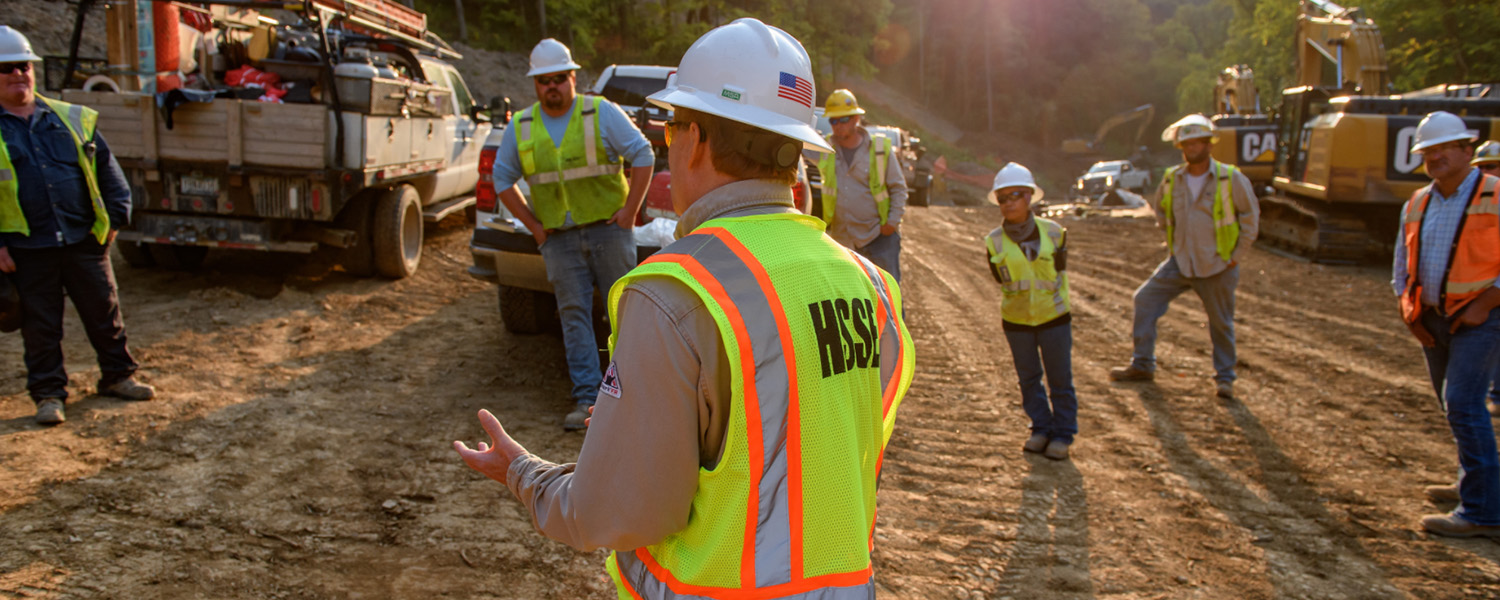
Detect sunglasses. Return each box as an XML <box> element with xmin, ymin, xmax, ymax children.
<box><xmin>534</xmin><ymin>73</ymin><xmax>569</xmax><ymax>86</ymax></box>
<box><xmin>1479</xmin><ymin>163</ymin><xmax>1499</xmax><ymax>172</ymax></box>
<box><xmin>0</xmin><ymin>62</ymin><xmax>33</xmax><ymax>75</ymax></box>
<box><xmin>664</xmin><ymin>120</ymin><xmax>688</xmax><ymax>147</ymax></box>
<box><xmin>829</xmin><ymin>116</ymin><xmax>854</xmax><ymax>125</ymax></box>
<box><xmin>997</xmin><ymin>190</ymin><xmax>1033</xmax><ymax>204</ymax></box>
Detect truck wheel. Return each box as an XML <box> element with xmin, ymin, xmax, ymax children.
<box><xmin>149</xmin><ymin>244</ymin><xmax>207</xmax><ymax>270</ymax></box>
<box><xmin>372</xmin><ymin>185</ymin><xmax>422</xmax><ymax>279</ymax></box>
<box><xmin>116</xmin><ymin>241</ymin><xmax>156</xmax><ymax>268</ymax></box>
<box><xmin>498</xmin><ymin>284</ymin><xmax>558</xmax><ymax>335</ymax></box>
<box><xmin>335</xmin><ymin>195</ymin><xmax>374</xmax><ymax>277</ymax></box>
<box><xmin>909</xmin><ymin>173</ymin><xmax>933</xmax><ymax>207</ymax></box>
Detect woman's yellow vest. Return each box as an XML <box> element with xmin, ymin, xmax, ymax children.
<box><xmin>514</xmin><ymin>95</ymin><xmax>629</xmax><ymax>229</ymax></box>
<box><xmin>817</xmin><ymin>134</ymin><xmax>892</xmax><ymax>225</ymax></box>
<box><xmin>604</xmin><ymin>212</ymin><xmax>916</xmax><ymax>600</ymax></box>
<box><xmin>0</xmin><ymin>95</ymin><xmax>110</xmax><ymax>244</ymax></box>
<box><xmin>984</xmin><ymin>218</ymin><xmax>1070</xmax><ymax>326</ymax></box>
<box><xmin>1160</xmin><ymin>160</ymin><xmax>1239</xmax><ymax>261</ymax></box>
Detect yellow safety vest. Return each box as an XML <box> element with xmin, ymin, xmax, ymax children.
<box><xmin>604</xmin><ymin>211</ymin><xmax>916</xmax><ymax>600</ymax></box>
<box><xmin>985</xmin><ymin>218</ymin><xmax>1070</xmax><ymax>326</ymax></box>
<box><xmin>0</xmin><ymin>95</ymin><xmax>110</xmax><ymax>244</ymax></box>
<box><xmin>818</xmin><ymin>133</ymin><xmax>892</xmax><ymax>225</ymax></box>
<box><xmin>1160</xmin><ymin>160</ymin><xmax>1239</xmax><ymax>262</ymax></box>
<box><xmin>514</xmin><ymin>96</ymin><xmax>629</xmax><ymax>230</ymax></box>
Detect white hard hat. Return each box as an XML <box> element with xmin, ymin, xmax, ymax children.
<box><xmin>647</xmin><ymin>18</ymin><xmax>833</xmax><ymax>153</ymax></box>
<box><xmin>1473</xmin><ymin>141</ymin><xmax>1500</xmax><ymax>165</ymax></box>
<box><xmin>526</xmin><ymin>39</ymin><xmax>580</xmax><ymax>77</ymax></box>
<box><xmin>0</xmin><ymin>26</ymin><xmax>42</xmax><ymax>63</ymax></box>
<box><xmin>1411</xmin><ymin>111</ymin><xmax>1478</xmax><ymax>154</ymax></box>
<box><xmin>990</xmin><ymin>162</ymin><xmax>1043</xmax><ymax>203</ymax></box>
<box><xmin>1161</xmin><ymin>114</ymin><xmax>1217</xmax><ymax>145</ymax></box>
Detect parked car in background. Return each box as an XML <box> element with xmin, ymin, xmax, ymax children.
<box><xmin>1070</xmin><ymin>159</ymin><xmax>1151</xmax><ymax>203</ymax></box>
<box><xmin>589</xmin><ymin>64</ymin><xmax>675</xmax><ymax>158</ymax></box>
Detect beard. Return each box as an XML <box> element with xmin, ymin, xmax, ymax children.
<box><xmin>541</xmin><ymin>90</ymin><xmax>568</xmax><ymax>112</ymax></box>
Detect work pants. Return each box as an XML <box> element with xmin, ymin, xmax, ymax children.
<box><xmin>1004</xmin><ymin>321</ymin><xmax>1078</xmax><ymax>442</ymax></box>
<box><xmin>856</xmin><ymin>230</ymin><xmax>901</xmax><ymax>283</ymax></box>
<box><xmin>1419</xmin><ymin>307</ymin><xmax>1500</xmax><ymax>526</ymax></box>
<box><xmin>10</xmin><ymin>239</ymin><xmax>138</xmax><ymax>403</ymax></box>
<box><xmin>1128</xmin><ymin>256</ymin><xmax>1238</xmax><ymax>382</ymax></box>
<box><xmin>538</xmin><ymin>222</ymin><xmax>635</xmax><ymax>407</ymax></box>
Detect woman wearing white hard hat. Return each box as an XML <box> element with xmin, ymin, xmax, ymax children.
<box><xmin>983</xmin><ymin>163</ymin><xmax>1077</xmax><ymax>460</ymax></box>
<box><xmin>457</xmin><ymin>18</ymin><xmax>915</xmax><ymax>599</ymax></box>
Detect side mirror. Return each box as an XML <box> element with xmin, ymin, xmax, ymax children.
<box><xmin>490</xmin><ymin>96</ymin><xmax>512</xmax><ymax>123</ymax></box>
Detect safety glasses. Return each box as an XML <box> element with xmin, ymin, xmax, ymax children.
<box><xmin>0</xmin><ymin>62</ymin><xmax>33</xmax><ymax>75</ymax></box>
<box><xmin>664</xmin><ymin>120</ymin><xmax>703</xmax><ymax>148</ymax></box>
<box><xmin>534</xmin><ymin>73</ymin><xmax>569</xmax><ymax>87</ymax></box>
<box><xmin>1480</xmin><ymin>163</ymin><xmax>1500</xmax><ymax>174</ymax></box>
<box><xmin>997</xmin><ymin>190</ymin><xmax>1033</xmax><ymax>204</ymax></box>
<box><xmin>829</xmin><ymin>116</ymin><xmax>854</xmax><ymax>125</ymax></box>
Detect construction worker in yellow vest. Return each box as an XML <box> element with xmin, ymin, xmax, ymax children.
<box><xmin>456</xmin><ymin>18</ymin><xmax>916</xmax><ymax>599</ymax></box>
<box><xmin>814</xmin><ymin>89</ymin><xmax>909</xmax><ymax>281</ymax></box>
<box><xmin>489</xmin><ymin>38</ymin><xmax>655</xmax><ymax>430</ymax></box>
<box><xmin>1109</xmin><ymin>114</ymin><xmax>1259</xmax><ymax>400</ymax></box>
<box><xmin>983</xmin><ymin>163</ymin><xmax>1077</xmax><ymax>461</ymax></box>
<box><xmin>0</xmin><ymin>26</ymin><xmax>154</xmax><ymax>426</ymax></box>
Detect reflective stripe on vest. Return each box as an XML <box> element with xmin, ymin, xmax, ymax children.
<box><xmin>604</xmin><ymin>212</ymin><xmax>915</xmax><ymax>600</ymax></box>
<box><xmin>984</xmin><ymin>218</ymin><xmax>1070</xmax><ymax>326</ymax></box>
<box><xmin>818</xmin><ymin>134</ymin><xmax>892</xmax><ymax>226</ymax></box>
<box><xmin>514</xmin><ymin>96</ymin><xmax>627</xmax><ymax>229</ymax></box>
<box><xmin>1161</xmin><ymin>160</ymin><xmax>1238</xmax><ymax>261</ymax></box>
<box><xmin>1399</xmin><ymin>173</ymin><xmax>1500</xmax><ymax>323</ymax></box>
<box><xmin>0</xmin><ymin>95</ymin><xmax>110</xmax><ymax>243</ymax></box>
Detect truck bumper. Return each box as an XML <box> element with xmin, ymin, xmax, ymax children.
<box><xmin>121</xmin><ymin>213</ymin><xmax>320</xmax><ymax>253</ymax></box>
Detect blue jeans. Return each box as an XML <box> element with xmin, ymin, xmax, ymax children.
<box><xmin>1129</xmin><ymin>257</ymin><xmax>1238</xmax><ymax>383</ymax></box>
<box><xmin>1419</xmin><ymin>307</ymin><xmax>1500</xmax><ymax>526</ymax></box>
<box><xmin>1004</xmin><ymin>322</ymin><xmax>1078</xmax><ymax>442</ymax></box>
<box><xmin>856</xmin><ymin>230</ymin><xmax>901</xmax><ymax>283</ymax></box>
<box><xmin>538</xmin><ymin>222</ymin><xmax>636</xmax><ymax>407</ymax></box>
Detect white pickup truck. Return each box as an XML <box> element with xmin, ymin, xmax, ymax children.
<box><xmin>63</xmin><ymin>0</ymin><xmax>495</xmax><ymax>278</ymax></box>
<box><xmin>1069</xmin><ymin>159</ymin><xmax>1151</xmax><ymax>202</ymax></box>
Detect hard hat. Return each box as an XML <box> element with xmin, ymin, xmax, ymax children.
<box><xmin>1473</xmin><ymin>141</ymin><xmax>1500</xmax><ymax>165</ymax></box>
<box><xmin>0</xmin><ymin>26</ymin><xmax>42</xmax><ymax>64</ymax></box>
<box><xmin>647</xmin><ymin>18</ymin><xmax>833</xmax><ymax>153</ymax></box>
<box><xmin>526</xmin><ymin>39</ymin><xmax>580</xmax><ymax>77</ymax></box>
<box><xmin>824</xmin><ymin>89</ymin><xmax>865</xmax><ymax>120</ymax></box>
<box><xmin>990</xmin><ymin>162</ymin><xmax>1043</xmax><ymax>203</ymax></box>
<box><xmin>1161</xmin><ymin>114</ymin><xmax>1216</xmax><ymax>146</ymax></box>
<box><xmin>1410</xmin><ymin>111</ymin><xmax>1477</xmax><ymax>154</ymax></box>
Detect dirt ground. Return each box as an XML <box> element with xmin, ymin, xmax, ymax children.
<box><xmin>2</xmin><ymin>203</ymin><xmax>1499</xmax><ymax>599</ymax></box>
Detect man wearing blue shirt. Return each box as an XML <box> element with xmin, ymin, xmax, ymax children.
<box><xmin>1392</xmin><ymin>111</ymin><xmax>1500</xmax><ymax>538</ymax></box>
<box><xmin>492</xmin><ymin>39</ymin><xmax>654</xmax><ymax>430</ymax></box>
<box><xmin>0</xmin><ymin>26</ymin><xmax>154</xmax><ymax>426</ymax></box>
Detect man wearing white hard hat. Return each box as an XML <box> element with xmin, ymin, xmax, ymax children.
<box><xmin>489</xmin><ymin>38</ymin><xmax>655</xmax><ymax>430</ymax></box>
<box><xmin>1390</xmin><ymin>111</ymin><xmax>1500</xmax><ymax>538</ymax></box>
<box><xmin>456</xmin><ymin>18</ymin><xmax>915</xmax><ymax>598</ymax></box>
<box><xmin>816</xmin><ymin>88</ymin><xmax>909</xmax><ymax>281</ymax></box>
<box><xmin>0</xmin><ymin>26</ymin><xmax>154</xmax><ymax>426</ymax></box>
<box><xmin>983</xmin><ymin>163</ymin><xmax>1078</xmax><ymax>460</ymax></box>
<box><xmin>1109</xmin><ymin>114</ymin><xmax>1259</xmax><ymax>400</ymax></box>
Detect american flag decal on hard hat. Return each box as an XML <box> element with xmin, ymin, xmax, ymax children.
<box><xmin>778</xmin><ymin>71</ymin><xmax>812</xmax><ymax>107</ymax></box>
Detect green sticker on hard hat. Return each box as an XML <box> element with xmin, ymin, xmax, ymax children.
<box><xmin>721</xmin><ymin>89</ymin><xmax>742</xmax><ymax>101</ymax></box>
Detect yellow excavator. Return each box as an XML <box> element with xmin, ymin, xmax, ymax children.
<box><xmin>1256</xmin><ymin>0</ymin><xmax>1500</xmax><ymax>263</ymax></box>
<box><xmin>1062</xmin><ymin>104</ymin><xmax>1155</xmax><ymax>155</ymax></box>
<box><xmin>1210</xmin><ymin>65</ymin><xmax>1277</xmax><ymax>190</ymax></box>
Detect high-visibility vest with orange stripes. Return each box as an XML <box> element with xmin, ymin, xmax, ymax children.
<box><xmin>0</xmin><ymin>95</ymin><xmax>110</xmax><ymax>244</ymax></box>
<box><xmin>514</xmin><ymin>95</ymin><xmax>629</xmax><ymax>229</ymax></box>
<box><xmin>1399</xmin><ymin>173</ymin><xmax>1500</xmax><ymax>323</ymax></box>
<box><xmin>604</xmin><ymin>210</ymin><xmax>916</xmax><ymax>600</ymax></box>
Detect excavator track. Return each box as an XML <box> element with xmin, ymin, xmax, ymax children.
<box><xmin>1257</xmin><ymin>194</ymin><xmax>1375</xmax><ymax>264</ymax></box>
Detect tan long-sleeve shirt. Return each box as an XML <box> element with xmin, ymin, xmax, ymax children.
<box><xmin>503</xmin><ymin>179</ymin><xmax>798</xmax><ymax>551</ymax></box>
<box><xmin>817</xmin><ymin>128</ymin><xmax>909</xmax><ymax>249</ymax></box>
<box><xmin>1150</xmin><ymin>160</ymin><xmax>1260</xmax><ymax>278</ymax></box>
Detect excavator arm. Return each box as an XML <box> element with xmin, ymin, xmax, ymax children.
<box><xmin>1062</xmin><ymin>104</ymin><xmax>1155</xmax><ymax>155</ymax></box>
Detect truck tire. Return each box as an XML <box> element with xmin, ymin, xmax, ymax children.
<box><xmin>149</xmin><ymin>244</ymin><xmax>207</xmax><ymax>270</ymax></box>
<box><xmin>498</xmin><ymin>284</ymin><xmax>558</xmax><ymax>335</ymax></box>
<box><xmin>372</xmin><ymin>185</ymin><xmax>422</xmax><ymax>279</ymax></box>
<box><xmin>116</xmin><ymin>241</ymin><xmax>156</xmax><ymax>268</ymax></box>
<box><xmin>909</xmin><ymin>172</ymin><xmax>933</xmax><ymax>207</ymax></box>
<box><xmin>335</xmin><ymin>195</ymin><xmax>374</xmax><ymax>277</ymax></box>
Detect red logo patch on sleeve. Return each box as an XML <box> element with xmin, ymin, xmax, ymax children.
<box><xmin>600</xmin><ymin>361</ymin><xmax>622</xmax><ymax>398</ymax></box>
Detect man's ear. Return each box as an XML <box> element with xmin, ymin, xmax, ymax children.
<box><xmin>688</xmin><ymin>122</ymin><xmax>711</xmax><ymax>169</ymax></box>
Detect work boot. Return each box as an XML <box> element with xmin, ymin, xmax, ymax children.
<box><xmin>1421</xmin><ymin>513</ymin><xmax>1500</xmax><ymax>538</ymax></box>
<box><xmin>1109</xmin><ymin>365</ymin><xmax>1154</xmax><ymax>382</ymax></box>
<box><xmin>563</xmin><ymin>405</ymin><xmax>590</xmax><ymax>431</ymax></box>
<box><xmin>1023</xmin><ymin>432</ymin><xmax>1049</xmax><ymax>454</ymax></box>
<box><xmin>101</xmin><ymin>378</ymin><xmax>155</xmax><ymax>401</ymax></box>
<box><xmin>1216</xmin><ymin>381</ymin><xmax>1234</xmax><ymax>399</ymax></box>
<box><xmin>1425</xmin><ymin>484</ymin><xmax>1460</xmax><ymax>504</ymax></box>
<box><xmin>1043</xmin><ymin>438</ymin><xmax>1072</xmax><ymax>461</ymax></box>
<box><xmin>35</xmin><ymin>399</ymin><xmax>66</xmax><ymax>426</ymax></box>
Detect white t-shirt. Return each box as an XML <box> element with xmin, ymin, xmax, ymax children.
<box><xmin>1185</xmin><ymin>171</ymin><xmax>1212</xmax><ymax>203</ymax></box>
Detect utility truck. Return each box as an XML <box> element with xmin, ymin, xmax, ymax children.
<box><xmin>57</xmin><ymin>0</ymin><xmax>497</xmax><ymax>277</ymax></box>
